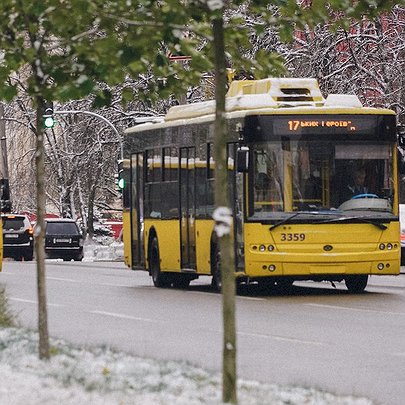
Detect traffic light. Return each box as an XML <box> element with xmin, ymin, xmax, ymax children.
<box><xmin>118</xmin><ymin>176</ymin><xmax>125</xmax><ymax>190</ymax></box>
<box><xmin>43</xmin><ymin>101</ymin><xmax>55</xmax><ymax>128</ymax></box>
<box><xmin>0</xmin><ymin>178</ymin><xmax>12</xmax><ymax>213</ymax></box>
<box><xmin>117</xmin><ymin>160</ymin><xmax>125</xmax><ymax>191</ymax></box>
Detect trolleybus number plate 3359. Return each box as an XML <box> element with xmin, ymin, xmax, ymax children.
<box><xmin>280</xmin><ymin>233</ymin><xmax>306</xmax><ymax>241</ymax></box>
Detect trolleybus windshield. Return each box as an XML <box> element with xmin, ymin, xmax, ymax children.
<box><xmin>247</xmin><ymin>115</ymin><xmax>396</xmax><ymax>221</ymax></box>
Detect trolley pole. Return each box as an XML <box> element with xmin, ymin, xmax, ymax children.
<box><xmin>0</xmin><ymin>103</ymin><xmax>11</xmax><ymax>212</ymax></box>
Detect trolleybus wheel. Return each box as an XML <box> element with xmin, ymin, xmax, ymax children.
<box><xmin>211</xmin><ymin>245</ymin><xmax>222</xmax><ymax>292</ymax></box>
<box><xmin>345</xmin><ymin>275</ymin><xmax>368</xmax><ymax>293</ymax></box>
<box><xmin>149</xmin><ymin>238</ymin><xmax>172</xmax><ymax>288</ymax></box>
<box><xmin>172</xmin><ymin>275</ymin><xmax>191</xmax><ymax>289</ymax></box>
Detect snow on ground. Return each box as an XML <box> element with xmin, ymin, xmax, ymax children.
<box><xmin>0</xmin><ymin>327</ymin><xmax>372</xmax><ymax>405</ymax></box>
<box><xmin>82</xmin><ymin>237</ymin><xmax>124</xmax><ymax>262</ymax></box>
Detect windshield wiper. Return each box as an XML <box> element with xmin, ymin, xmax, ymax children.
<box><xmin>269</xmin><ymin>212</ymin><xmax>323</xmax><ymax>231</ymax></box>
<box><xmin>318</xmin><ymin>216</ymin><xmax>387</xmax><ymax>230</ymax></box>
<box><xmin>269</xmin><ymin>212</ymin><xmax>388</xmax><ymax>231</ymax></box>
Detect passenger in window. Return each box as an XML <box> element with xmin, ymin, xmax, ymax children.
<box><xmin>304</xmin><ymin>170</ymin><xmax>322</xmax><ymax>200</ymax></box>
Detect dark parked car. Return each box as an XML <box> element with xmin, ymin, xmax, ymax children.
<box><xmin>2</xmin><ymin>213</ymin><xmax>34</xmax><ymax>261</ymax></box>
<box><xmin>45</xmin><ymin>218</ymin><xmax>83</xmax><ymax>261</ymax></box>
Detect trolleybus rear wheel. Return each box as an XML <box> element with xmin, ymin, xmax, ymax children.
<box><xmin>149</xmin><ymin>238</ymin><xmax>172</xmax><ymax>288</ymax></box>
<box><xmin>345</xmin><ymin>275</ymin><xmax>368</xmax><ymax>293</ymax></box>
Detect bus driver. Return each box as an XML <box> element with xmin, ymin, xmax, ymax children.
<box><xmin>341</xmin><ymin>167</ymin><xmax>368</xmax><ymax>202</ymax></box>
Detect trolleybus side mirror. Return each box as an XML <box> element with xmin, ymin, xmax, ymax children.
<box><xmin>237</xmin><ymin>147</ymin><xmax>249</xmax><ymax>172</ymax></box>
<box><xmin>398</xmin><ymin>125</ymin><xmax>405</xmax><ymax>147</ymax></box>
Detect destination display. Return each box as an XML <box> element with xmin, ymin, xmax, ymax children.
<box><xmin>275</xmin><ymin>115</ymin><xmax>378</xmax><ymax>135</ymax></box>
<box><xmin>243</xmin><ymin>114</ymin><xmax>397</xmax><ymax>141</ymax></box>
<box><xmin>287</xmin><ymin>119</ymin><xmax>357</xmax><ymax>132</ymax></box>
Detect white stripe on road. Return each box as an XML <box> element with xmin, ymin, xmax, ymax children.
<box><xmin>237</xmin><ymin>331</ymin><xmax>325</xmax><ymax>346</ymax></box>
<box><xmin>89</xmin><ymin>310</ymin><xmax>161</xmax><ymax>324</ymax></box>
<box><xmin>391</xmin><ymin>352</ymin><xmax>405</xmax><ymax>358</ymax></box>
<box><xmin>305</xmin><ymin>302</ymin><xmax>405</xmax><ymax>316</ymax></box>
<box><xmin>99</xmin><ymin>283</ymin><xmax>135</xmax><ymax>288</ymax></box>
<box><xmin>185</xmin><ymin>290</ymin><xmax>264</xmax><ymax>301</ymax></box>
<box><xmin>47</xmin><ymin>277</ymin><xmax>133</xmax><ymax>288</ymax></box>
<box><xmin>9</xmin><ymin>297</ymin><xmax>65</xmax><ymax>307</ymax></box>
<box><xmin>238</xmin><ymin>296</ymin><xmax>264</xmax><ymax>301</ymax></box>
<box><xmin>47</xmin><ymin>276</ymin><xmax>82</xmax><ymax>283</ymax></box>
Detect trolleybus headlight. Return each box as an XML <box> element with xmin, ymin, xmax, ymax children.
<box><xmin>259</xmin><ymin>245</ymin><xmax>266</xmax><ymax>252</ymax></box>
<box><xmin>387</xmin><ymin>243</ymin><xmax>393</xmax><ymax>250</ymax></box>
<box><xmin>377</xmin><ymin>263</ymin><xmax>385</xmax><ymax>270</ymax></box>
<box><xmin>268</xmin><ymin>245</ymin><xmax>275</xmax><ymax>251</ymax></box>
<box><xmin>379</xmin><ymin>243</ymin><xmax>385</xmax><ymax>250</ymax></box>
<box><xmin>268</xmin><ymin>265</ymin><xmax>276</xmax><ymax>272</ymax></box>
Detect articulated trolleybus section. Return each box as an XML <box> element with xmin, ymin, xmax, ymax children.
<box><xmin>122</xmin><ymin>78</ymin><xmax>400</xmax><ymax>293</ymax></box>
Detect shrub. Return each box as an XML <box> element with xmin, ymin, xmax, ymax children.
<box><xmin>0</xmin><ymin>287</ymin><xmax>15</xmax><ymax>327</ymax></box>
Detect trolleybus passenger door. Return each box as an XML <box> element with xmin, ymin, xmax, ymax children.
<box><xmin>180</xmin><ymin>147</ymin><xmax>196</xmax><ymax>270</ymax></box>
<box><xmin>229</xmin><ymin>143</ymin><xmax>245</xmax><ymax>272</ymax></box>
<box><xmin>130</xmin><ymin>153</ymin><xmax>145</xmax><ymax>268</ymax></box>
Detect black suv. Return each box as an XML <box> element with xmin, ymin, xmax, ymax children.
<box><xmin>2</xmin><ymin>214</ymin><xmax>34</xmax><ymax>261</ymax></box>
<box><xmin>45</xmin><ymin>218</ymin><xmax>83</xmax><ymax>261</ymax></box>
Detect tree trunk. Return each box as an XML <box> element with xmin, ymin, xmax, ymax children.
<box><xmin>212</xmin><ymin>16</ymin><xmax>238</xmax><ymax>405</ymax></box>
<box><xmin>35</xmin><ymin>98</ymin><xmax>50</xmax><ymax>360</ymax></box>
<box><xmin>87</xmin><ymin>184</ymin><xmax>97</xmax><ymax>239</ymax></box>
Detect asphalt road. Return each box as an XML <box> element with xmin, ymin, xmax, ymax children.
<box><xmin>1</xmin><ymin>260</ymin><xmax>405</xmax><ymax>405</ymax></box>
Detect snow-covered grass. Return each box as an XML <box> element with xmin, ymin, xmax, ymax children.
<box><xmin>82</xmin><ymin>237</ymin><xmax>124</xmax><ymax>262</ymax></box>
<box><xmin>0</xmin><ymin>287</ymin><xmax>15</xmax><ymax>327</ymax></box>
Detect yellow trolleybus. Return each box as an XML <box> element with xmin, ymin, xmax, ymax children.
<box><xmin>122</xmin><ymin>78</ymin><xmax>400</xmax><ymax>293</ymax></box>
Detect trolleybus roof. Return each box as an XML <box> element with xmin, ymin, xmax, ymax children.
<box><xmin>125</xmin><ymin>78</ymin><xmax>395</xmax><ymax>134</ymax></box>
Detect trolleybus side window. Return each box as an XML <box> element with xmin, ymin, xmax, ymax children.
<box><xmin>253</xmin><ymin>146</ymin><xmax>284</xmax><ymax>212</ymax></box>
<box><xmin>206</xmin><ymin>143</ymin><xmax>215</xmax><ymax>212</ymax></box>
<box><xmin>194</xmin><ymin>143</ymin><xmax>210</xmax><ymax>218</ymax></box>
<box><xmin>162</xmin><ymin>147</ymin><xmax>178</xmax><ymax>182</ymax></box>
<box><xmin>145</xmin><ymin>148</ymin><xmax>162</xmax><ymax>218</ymax></box>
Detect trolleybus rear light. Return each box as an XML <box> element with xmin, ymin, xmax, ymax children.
<box><xmin>377</xmin><ymin>263</ymin><xmax>384</xmax><ymax>270</ymax></box>
<box><xmin>379</xmin><ymin>243</ymin><xmax>385</xmax><ymax>250</ymax></box>
<box><xmin>259</xmin><ymin>245</ymin><xmax>266</xmax><ymax>252</ymax></box>
<box><xmin>387</xmin><ymin>243</ymin><xmax>393</xmax><ymax>250</ymax></box>
<box><xmin>268</xmin><ymin>265</ymin><xmax>276</xmax><ymax>272</ymax></box>
<box><xmin>268</xmin><ymin>245</ymin><xmax>275</xmax><ymax>251</ymax></box>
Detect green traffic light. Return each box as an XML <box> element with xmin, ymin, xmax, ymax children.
<box><xmin>44</xmin><ymin>116</ymin><xmax>55</xmax><ymax>128</ymax></box>
<box><xmin>118</xmin><ymin>177</ymin><xmax>125</xmax><ymax>189</ymax></box>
